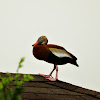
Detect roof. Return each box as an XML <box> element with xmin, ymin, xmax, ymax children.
<box><xmin>0</xmin><ymin>72</ymin><xmax>100</xmax><ymax>100</ymax></box>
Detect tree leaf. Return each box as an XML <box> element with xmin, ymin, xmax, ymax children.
<box><xmin>6</xmin><ymin>72</ymin><xmax>11</xmax><ymax>76</ymax></box>
<box><xmin>18</xmin><ymin>64</ymin><xmax>22</xmax><ymax>68</ymax></box>
<box><xmin>8</xmin><ymin>77</ymin><xmax>13</xmax><ymax>82</ymax></box>
<box><xmin>19</xmin><ymin>57</ymin><xmax>25</xmax><ymax>64</ymax></box>
<box><xmin>27</xmin><ymin>75</ymin><xmax>34</xmax><ymax>80</ymax></box>
<box><xmin>15</xmin><ymin>74</ymin><xmax>21</xmax><ymax>80</ymax></box>
<box><xmin>0</xmin><ymin>82</ymin><xmax>3</xmax><ymax>90</ymax></box>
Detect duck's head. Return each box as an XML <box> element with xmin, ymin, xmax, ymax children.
<box><xmin>32</xmin><ymin>36</ymin><xmax>48</xmax><ymax>46</ymax></box>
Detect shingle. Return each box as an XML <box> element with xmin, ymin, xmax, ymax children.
<box><xmin>23</xmin><ymin>82</ymin><xmax>59</xmax><ymax>88</ymax></box>
<box><xmin>22</xmin><ymin>93</ymin><xmax>84</xmax><ymax>100</ymax></box>
<box><xmin>36</xmin><ymin>94</ymin><xmax>84</xmax><ymax>100</ymax></box>
<box><xmin>24</xmin><ymin>87</ymin><xmax>83</xmax><ymax>95</ymax></box>
<box><xmin>96</xmin><ymin>94</ymin><xmax>100</xmax><ymax>98</ymax></box>
<box><xmin>74</xmin><ymin>87</ymin><xmax>99</xmax><ymax>96</ymax></box>
<box><xmin>24</xmin><ymin>87</ymin><xmax>54</xmax><ymax>94</ymax></box>
<box><xmin>81</xmin><ymin>95</ymin><xmax>100</xmax><ymax>100</ymax></box>
<box><xmin>21</xmin><ymin>93</ymin><xmax>42</xmax><ymax>100</ymax></box>
<box><xmin>46</xmin><ymin>80</ymin><xmax>78</xmax><ymax>90</ymax></box>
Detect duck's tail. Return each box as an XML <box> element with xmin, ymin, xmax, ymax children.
<box><xmin>70</xmin><ymin>59</ymin><xmax>79</xmax><ymax>67</ymax></box>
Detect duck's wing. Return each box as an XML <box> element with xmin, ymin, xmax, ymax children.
<box><xmin>47</xmin><ymin>44</ymin><xmax>77</xmax><ymax>60</ymax></box>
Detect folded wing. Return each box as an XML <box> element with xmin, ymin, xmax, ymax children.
<box><xmin>47</xmin><ymin>44</ymin><xmax>77</xmax><ymax>60</ymax></box>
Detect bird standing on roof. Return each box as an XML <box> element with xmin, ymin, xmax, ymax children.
<box><xmin>32</xmin><ymin>36</ymin><xmax>78</xmax><ymax>81</ymax></box>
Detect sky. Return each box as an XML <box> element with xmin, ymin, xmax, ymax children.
<box><xmin>0</xmin><ymin>0</ymin><xmax>100</xmax><ymax>92</ymax></box>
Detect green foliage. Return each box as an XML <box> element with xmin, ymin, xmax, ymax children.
<box><xmin>16</xmin><ymin>57</ymin><xmax>25</xmax><ymax>73</ymax></box>
<box><xmin>0</xmin><ymin>58</ymin><xmax>34</xmax><ymax>100</ymax></box>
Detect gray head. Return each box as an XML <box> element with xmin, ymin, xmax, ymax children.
<box><xmin>32</xmin><ymin>36</ymin><xmax>48</xmax><ymax>46</ymax></box>
<box><xmin>38</xmin><ymin>36</ymin><xmax>48</xmax><ymax>44</ymax></box>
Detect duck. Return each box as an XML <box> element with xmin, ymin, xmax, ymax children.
<box><xmin>32</xmin><ymin>36</ymin><xmax>78</xmax><ymax>81</ymax></box>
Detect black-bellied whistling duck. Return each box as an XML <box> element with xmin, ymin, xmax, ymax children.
<box><xmin>32</xmin><ymin>36</ymin><xmax>78</xmax><ymax>81</ymax></box>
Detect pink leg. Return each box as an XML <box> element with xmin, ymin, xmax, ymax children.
<box><xmin>39</xmin><ymin>65</ymin><xmax>56</xmax><ymax>78</ymax></box>
<box><xmin>55</xmin><ymin>65</ymin><xmax>58</xmax><ymax>80</ymax></box>
<box><xmin>46</xmin><ymin>65</ymin><xmax>58</xmax><ymax>81</ymax></box>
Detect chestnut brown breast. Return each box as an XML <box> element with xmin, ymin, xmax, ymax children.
<box><xmin>33</xmin><ymin>44</ymin><xmax>50</xmax><ymax>61</ymax></box>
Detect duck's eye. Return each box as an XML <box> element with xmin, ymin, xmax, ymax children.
<box><xmin>38</xmin><ymin>37</ymin><xmax>42</xmax><ymax>41</ymax></box>
<box><xmin>40</xmin><ymin>37</ymin><xmax>42</xmax><ymax>39</ymax></box>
